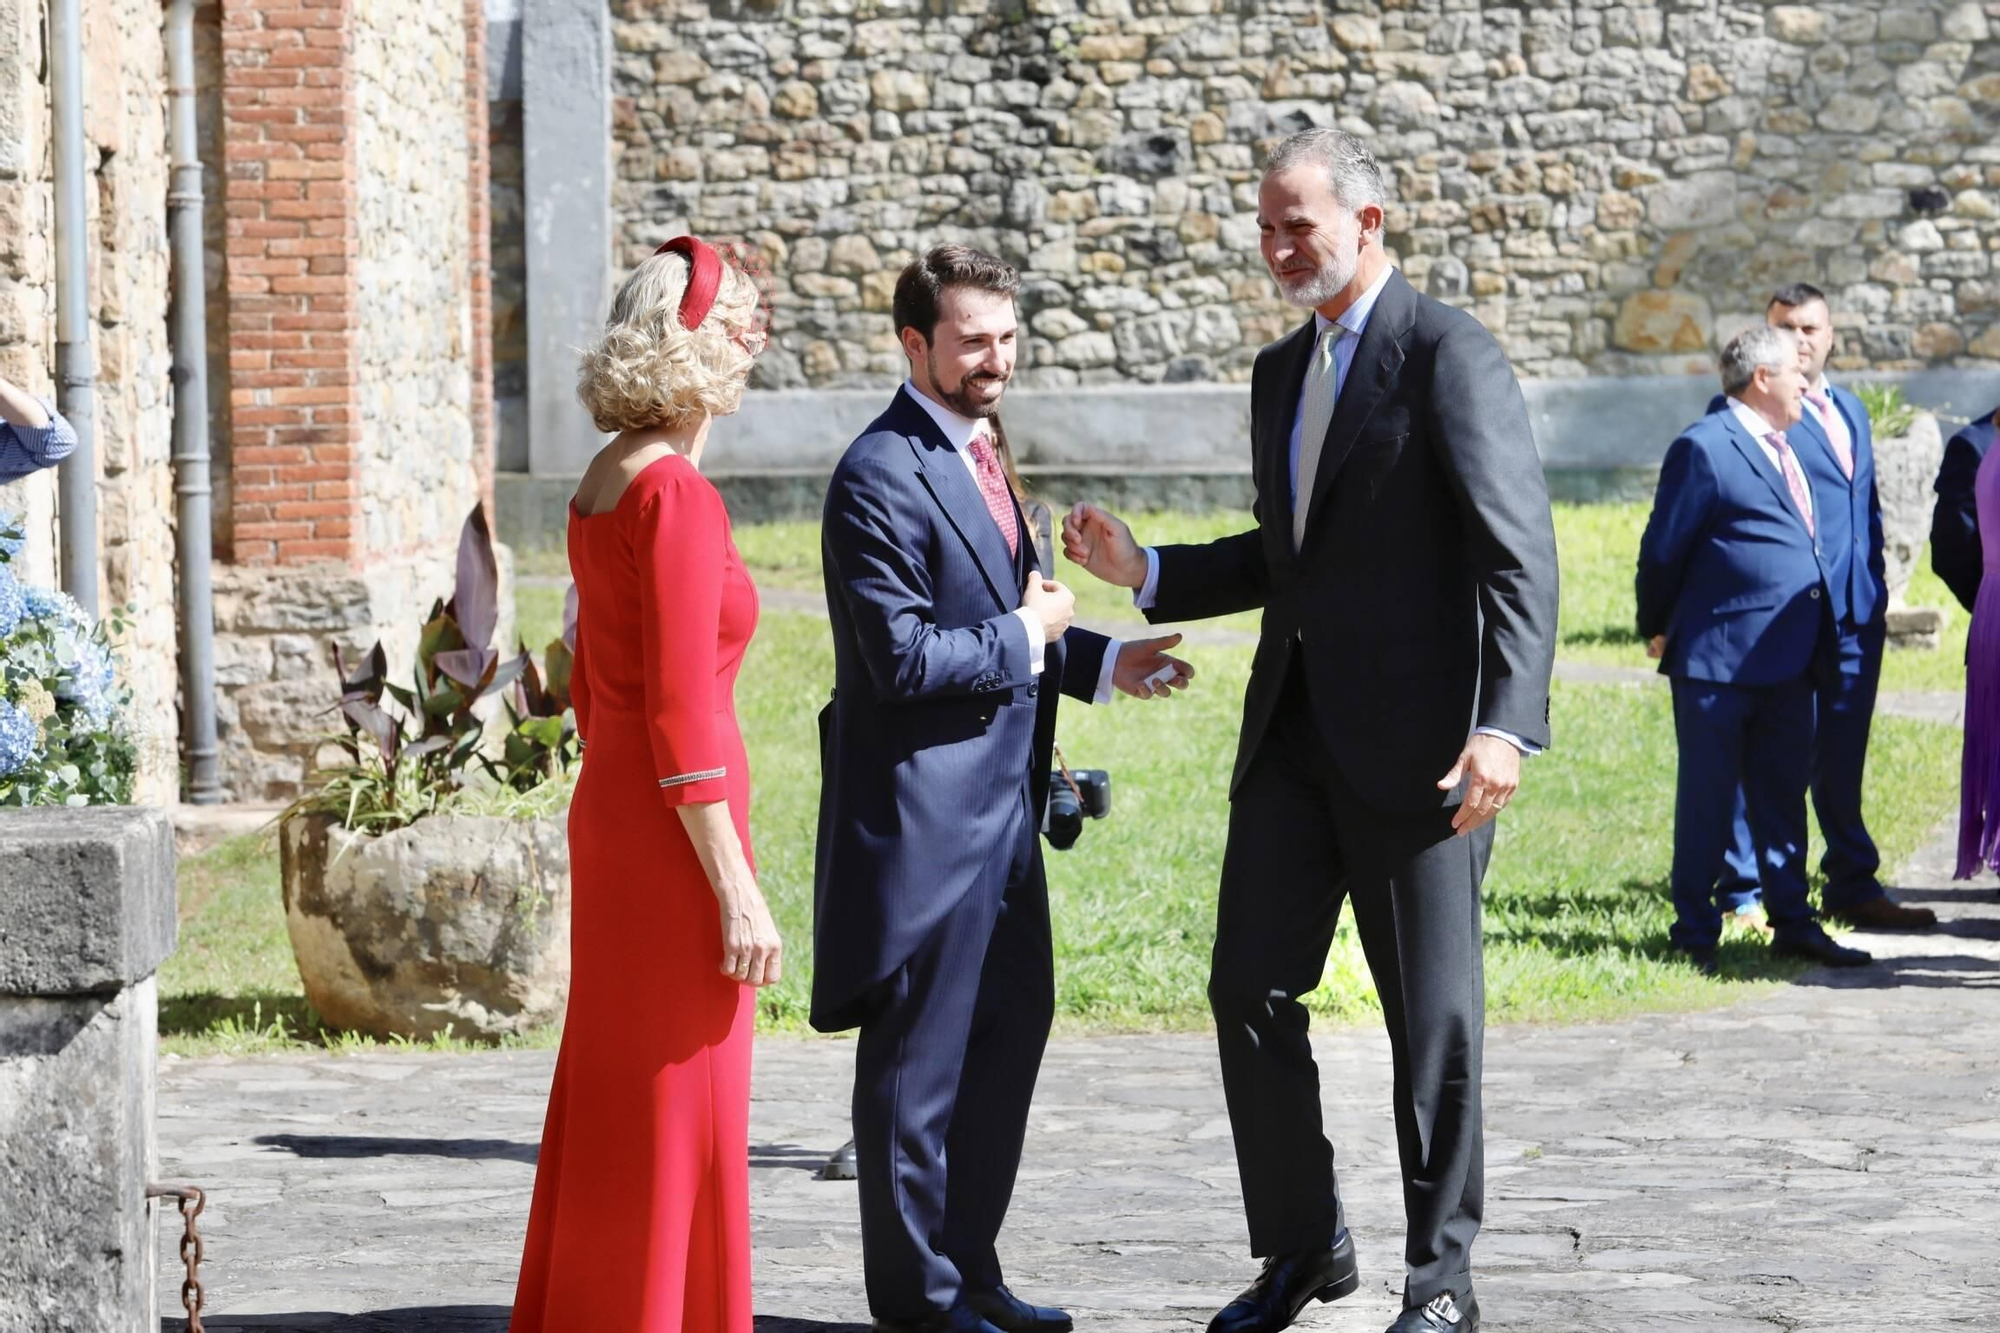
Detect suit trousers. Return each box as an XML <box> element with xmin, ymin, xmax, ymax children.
<box><xmin>1718</xmin><ymin>618</ymin><xmax>1886</xmax><ymax>913</ymax></box>
<box><xmin>1208</xmin><ymin>662</ymin><xmax>1491</xmax><ymax>1307</ymax></box>
<box><xmin>1669</xmin><ymin>675</ymin><xmax>1818</xmax><ymax>950</ymax></box>
<box><xmin>852</xmin><ymin>785</ymin><xmax>1054</xmax><ymax>1319</ymax></box>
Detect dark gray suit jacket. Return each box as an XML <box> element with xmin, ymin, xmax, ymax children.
<box><xmin>1147</xmin><ymin>268</ymin><xmax>1558</xmax><ymax>810</ymax></box>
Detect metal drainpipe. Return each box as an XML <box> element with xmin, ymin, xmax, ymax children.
<box><xmin>166</xmin><ymin>0</ymin><xmax>221</xmax><ymax>803</ymax></box>
<box><xmin>49</xmin><ymin>0</ymin><xmax>97</xmax><ymax>617</ymax></box>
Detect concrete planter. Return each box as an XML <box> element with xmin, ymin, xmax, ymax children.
<box><xmin>279</xmin><ymin>811</ymin><xmax>571</xmax><ymax>1040</ymax></box>
<box><xmin>1872</xmin><ymin>410</ymin><xmax>1948</xmax><ymax>650</ymax></box>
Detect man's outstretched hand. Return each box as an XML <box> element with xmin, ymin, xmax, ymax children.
<box><xmin>1112</xmin><ymin>634</ymin><xmax>1194</xmax><ymax>699</ymax></box>
<box><xmin>1438</xmin><ymin>732</ymin><xmax>1521</xmax><ymax>838</ymax></box>
<box><xmin>1062</xmin><ymin>502</ymin><xmax>1149</xmax><ymax>589</ymax></box>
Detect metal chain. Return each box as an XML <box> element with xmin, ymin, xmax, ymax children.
<box><xmin>146</xmin><ymin>1183</ymin><xmax>206</xmax><ymax>1332</ymax></box>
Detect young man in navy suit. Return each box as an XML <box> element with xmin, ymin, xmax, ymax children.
<box><xmin>1638</xmin><ymin>324</ymin><xmax>1873</xmax><ymax>975</ymax></box>
<box><xmin>1708</xmin><ymin>285</ymin><xmax>1935</xmax><ymax>934</ymax></box>
<box><xmin>812</xmin><ymin>245</ymin><xmax>1192</xmax><ymax>1333</ymax></box>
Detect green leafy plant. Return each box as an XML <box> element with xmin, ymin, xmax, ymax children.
<box><xmin>291</xmin><ymin>506</ymin><xmax>574</xmax><ymax>834</ymax></box>
<box><xmin>497</xmin><ymin>584</ymin><xmax>578</xmax><ymax>792</ymax></box>
<box><xmin>1855</xmin><ymin>382</ymin><xmax>1921</xmax><ymax>439</ymax></box>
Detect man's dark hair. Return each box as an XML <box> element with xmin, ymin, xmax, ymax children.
<box><xmin>893</xmin><ymin>244</ymin><xmax>1020</xmax><ymax>342</ymax></box>
<box><xmin>1768</xmin><ymin>281</ymin><xmax>1828</xmax><ymax>312</ymax></box>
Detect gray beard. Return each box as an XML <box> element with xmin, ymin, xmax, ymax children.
<box><xmin>1278</xmin><ymin>261</ymin><xmax>1355</xmax><ymax>310</ymax></box>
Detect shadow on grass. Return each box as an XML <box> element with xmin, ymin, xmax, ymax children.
<box><xmin>158</xmin><ymin>990</ymin><xmax>323</xmax><ymax>1040</ymax></box>
<box><xmin>168</xmin><ymin>1311</ymin><xmax>867</xmax><ymax>1332</ymax></box>
<box><xmin>1487</xmin><ymin>879</ymin><xmax>1816</xmax><ymax>983</ymax></box>
<box><xmin>1561</xmin><ymin>625</ymin><xmax>1643</xmax><ymax>650</ymax></box>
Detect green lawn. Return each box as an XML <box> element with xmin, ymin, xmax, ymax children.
<box><xmin>163</xmin><ymin>504</ymin><xmax>1965</xmax><ymax>1055</ymax></box>
<box><xmin>1556</xmin><ymin>501</ymin><xmax>1968</xmax><ymax>694</ymax></box>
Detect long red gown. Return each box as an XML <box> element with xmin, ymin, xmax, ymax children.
<box><xmin>510</xmin><ymin>452</ymin><xmax>760</xmax><ymax>1331</ymax></box>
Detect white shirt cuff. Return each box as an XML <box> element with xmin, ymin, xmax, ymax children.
<box><xmin>1474</xmin><ymin>725</ymin><xmax>1541</xmax><ymax>755</ymax></box>
<box><xmin>1134</xmin><ymin>547</ymin><xmax>1160</xmax><ymax>610</ymax></box>
<box><xmin>1093</xmin><ymin>639</ymin><xmax>1121</xmax><ymax>705</ymax></box>
<box><xmin>1014</xmin><ymin>607</ymin><xmax>1046</xmax><ymax>676</ymax></box>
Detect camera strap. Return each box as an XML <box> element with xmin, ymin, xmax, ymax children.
<box><xmin>1052</xmin><ymin>742</ymin><xmax>1085</xmax><ymax>803</ymax></box>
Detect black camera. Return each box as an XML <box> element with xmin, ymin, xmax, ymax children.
<box><xmin>1045</xmin><ymin>767</ymin><xmax>1111</xmax><ymax>851</ymax></box>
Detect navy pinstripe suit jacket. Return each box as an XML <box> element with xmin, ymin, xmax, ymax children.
<box><xmin>811</xmin><ymin>387</ymin><xmax>1108</xmax><ymax>1032</ymax></box>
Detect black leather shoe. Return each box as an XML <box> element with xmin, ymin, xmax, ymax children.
<box><xmin>872</xmin><ymin>1307</ymin><xmax>1004</xmax><ymax>1333</ymax></box>
<box><xmin>1207</xmin><ymin>1232</ymin><xmax>1360</xmax><ymax>1333</ymax></box>
<box><xmin>965</xmin><ymin>1286</ymin><xmax>1072</xmax><ymax>1333</ymax></box>
<box><xmin>1387</xmin><ymin>1292</ymin><xmax>1479</xmax><ymax>1331</ymax></box>
<box><xmin>1771</xmin><ymin>926</ymin><xmax>1872</xmax><ymax>967</ymax></box>
<box><xmin>1675</xmin><ymin>944</ymin><xmax>1719</xmax><ymax>977</ymax></box>
<box><xmin>821</xmin><ymin>1138</ymin><xmax>858</xmax><ymax>1181</ymax></box>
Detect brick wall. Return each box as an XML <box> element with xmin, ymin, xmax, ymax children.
<box><xmin>220</xmin><ymin>0</ymin><xmax>359</xmax><ymax>566</ymax></box>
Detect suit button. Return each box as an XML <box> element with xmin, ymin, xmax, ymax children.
<box><xmin>1027</xmin><ymin>681</ymin><xmax>1039</xmax><ymax>697</ymax></box>
<box><xmin>1811</xmin><ymin>588</ymin><xmax>1822</xmax><ymax>599</ymax></box>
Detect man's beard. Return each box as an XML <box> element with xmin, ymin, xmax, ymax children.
<box><xmin>927</xmin><ymin>349</ymin><xmax>1007</xmax><ymax>419</ymax></box>
<box><xmin>1276</xmin><ymin>248</ymin><xmax>1357</xmax><ymax>309</ymax></box>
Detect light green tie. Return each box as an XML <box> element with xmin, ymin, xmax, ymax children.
<box><xmin>1292</xmin><ymin>325</ymin><xmax>1344</xmax><ymax>552</ymax></box>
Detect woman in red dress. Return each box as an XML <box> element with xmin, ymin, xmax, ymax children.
<box><xmin>510</xmin><ymin>236</ymin><xmax>781</xmax><ymax>1332</ymax></box>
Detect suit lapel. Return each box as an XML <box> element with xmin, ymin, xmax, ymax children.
<box><xmin>1723</xmin><ymin>414</ymin><xmax>1808</xmax><ymax>531</ymax></box>
<box><xmin>894</xmin><ymin>389</ymin><xmax>1019</xmax><ymax>613</ymax></box>
<box><xmin>1301</xmin><ymin>269</ymin><xmax>1415</xmax><ymax>543</ymax></box>
<box><xmin>1257</xmin><ymin>320</ymin><xmax>1315</xmax><ymax>571</ymax></box>
<box><xmin>1790</xmin><ymin>408</ymin><xmax>1843</xmax><ymax>492</ymax></box>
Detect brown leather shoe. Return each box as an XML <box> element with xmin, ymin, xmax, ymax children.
<box><xmin>1828</xmin><ymin>896</ymin><xmax>1936</xmax><ymax>930</ymax></box>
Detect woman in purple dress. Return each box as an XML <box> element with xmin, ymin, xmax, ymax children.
<box><xmin>1955</xmin><ymin>418</ymin><xmax>2000</xmax><ymax>878</ymax></box>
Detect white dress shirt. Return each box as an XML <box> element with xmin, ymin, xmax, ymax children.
<box><xmin>1726</xmin><ymin>396</ymin><xmax>1813</xmax><ymax>529</ymax></box>
<box><xmin>903</xmin><ymin>381</ymin><xmax>1121</xmax><ymax>705</ymax></box>
<box><xmin>1131</xmin><ymin>271</ymin><xmax>1539</xmax><ymax>755</ymax></box>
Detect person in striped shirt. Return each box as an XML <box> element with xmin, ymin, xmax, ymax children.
<box><xmin>0</xmin><ymin>375</ymin><xmax>77</xmax><ymax>483</ymax></box>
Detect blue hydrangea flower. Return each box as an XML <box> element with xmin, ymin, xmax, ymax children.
<box><xmin>0</xmin><ymin>698</ymin><xmax>36</xmax><ymax>776</ymax></box>
<box><xmin>0</xmin><ymin>509</ymin><xmax>23</xmax><ymax>560</ymax></box>
<box><xmin>21</xmin><ymin>585</ymin><xmax>81</xmax><ymax>628</ymax></box>
<box><xmin>54</xmin><ymin>636</ymin><xmax>116</xmax><ymax>717</ymax></box>
<box><xmin>0</xmin><ymin>565</ymin><xmax>21</xmax><ymax>639</ymax></box>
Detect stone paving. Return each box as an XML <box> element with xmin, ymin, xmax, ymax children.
<box><xmin>158</xmin><ymin>817</ymin><xmax>2000</xmax><ymax>1333</ymax></box>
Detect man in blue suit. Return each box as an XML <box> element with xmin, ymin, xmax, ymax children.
<box><xmin>813</xmin><ymin>244</ymin><xmax>1192</xmax><ymax>1333</ymax></box>
<box><xmin>1708</xmin><ymin>285</ymin><xmax>1935</xmax><ymax>932</ymax></box>
<box><xmin>1638</xmin><ymin>323</ymin><xmax>1872</xmax><ymax>974</ymax></box>
<box><xmin>1931</xmin><ymin>405</ymin><xmax>2000</xmax><ymax>613</ymax></box>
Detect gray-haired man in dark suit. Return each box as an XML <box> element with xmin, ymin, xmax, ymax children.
<box><xmin>1066</xmin><ymin>130</ymin><xmax>1558</xmax><ymax>1333</ymax></box>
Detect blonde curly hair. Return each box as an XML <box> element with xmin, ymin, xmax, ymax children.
<box><xmin>575</xmin><ymin>249</ymin><xmax>763</xmax><ymax>434</ymax></box>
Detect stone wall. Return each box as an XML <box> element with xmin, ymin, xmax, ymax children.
<box><xmin>351</xmin><ymin>0</ymin><xmax>478</xmax><ymax>559</ymax></box>
<box><xmin>0</xmin><ymin>0</ymin><xmax>181</xmax><ymax>804</ymax></box>
<box><xmin>605</xmin><ymin>0</ymin><xmax>2000</xmax><ymax>393</ymax></box>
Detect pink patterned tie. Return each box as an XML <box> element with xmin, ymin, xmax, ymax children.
<box><xmin>1767</xmin><ymin>431</ymin><xmax>1815</xmax><ymax>537</ymax></box>
<box><xmin>966</xmin><ymin>429</ymin><xmax>1019</xmax><ymax>558</ymax></box>
<box><xmin>1805</xmin><ymin>387</ymin><xmax>1854</xmax><ymax>479</ymax></box>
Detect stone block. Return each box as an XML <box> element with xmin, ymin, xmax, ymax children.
<box><xmin>0</xmin><ymin>980</ymin><xmax>159</xmax><ymax>1333</ymax></box>
<box><xmin>0</xmin><ymin>808</ymin><xmax>176</xmax><ymax>997</ymax></box>
<box><xmin>1612</xmin><ymin>291</ymin><xmax>1712</xmax><ymax>354</ymax></box>
<box><xmin>1645</xmin><ymin>172</ymin><xmax>1737</xmax><ymax>230</ymax></box>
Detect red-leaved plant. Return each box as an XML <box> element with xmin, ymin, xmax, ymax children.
<box><xmin>307</xmin><ymin>506</ymin><xmax>573</xmax><ymax>830</ymax></box>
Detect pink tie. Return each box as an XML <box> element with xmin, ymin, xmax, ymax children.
<box><xmin>1767</xmin><ymin>432</ymin><xmax>1815</xmax><ymax>537</ymax></box>
<box><xmin>966</xmin><ymin>430</ymin><xmax>1019</xmax><ymax>558</ymax></box>
<box><xmin>1805</xmin><ymin>388</ymin><xmax>1854</xmax><ymax>479</ymax></box>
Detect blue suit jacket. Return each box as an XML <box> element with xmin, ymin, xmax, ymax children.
<box><xmin>1706</xmin><ymin>387</ymin><xmax>1883</xmax><ymax>627</ymax></box>
<box><xmin>811</xmin><ymin>387</ymin><xmax>1109</xmax><ymax>1032</ymax></box>
<box><xmin>1638</xmin><ymin>406</ymin><xmax>1835</xmax><ymax>686</ymax></box>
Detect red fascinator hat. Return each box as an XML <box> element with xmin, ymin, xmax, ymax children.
<box><xmin>653</xmin><ymin>235</ymin><xmax>772</xmax><ymax>343</ymax></box>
